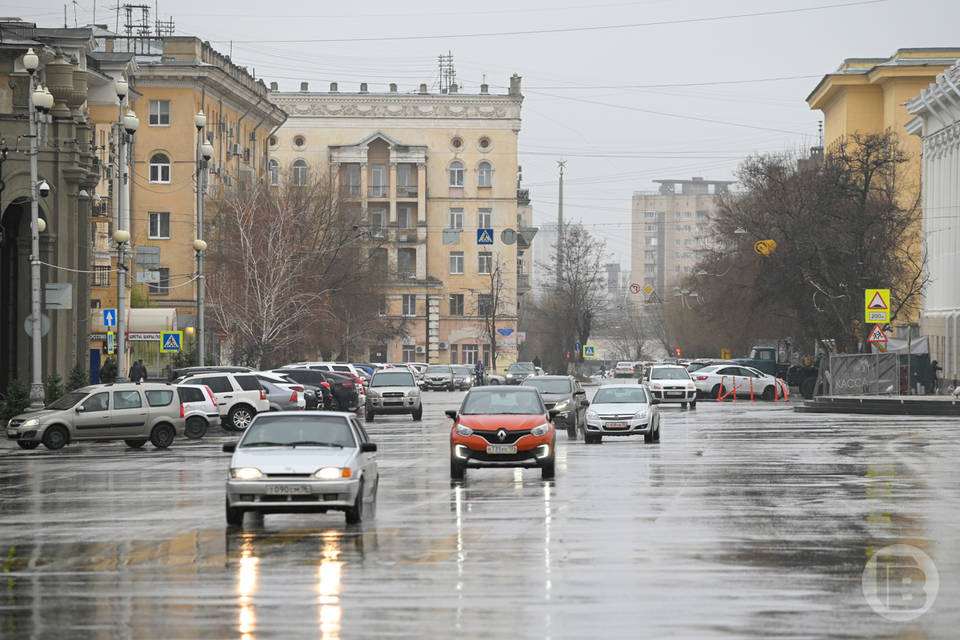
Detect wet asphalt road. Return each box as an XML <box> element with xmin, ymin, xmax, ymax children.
<box><xmin>2</xmin><ymin>391</ymin><xmax>960</xmax><ymax>639</ymax></box>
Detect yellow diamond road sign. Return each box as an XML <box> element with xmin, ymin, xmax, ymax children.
<box><xmin>864</xmin><ymin>289</ymin><xmax>890</xmax><ymax>324</ymax></box>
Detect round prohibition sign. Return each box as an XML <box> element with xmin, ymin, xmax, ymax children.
<box><xmin>629</xmin><ymin>283</ymin><xmax>641</xmax><ymax>295</ymax></box>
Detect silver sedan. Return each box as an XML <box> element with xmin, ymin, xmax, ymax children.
<box><xmin>584</xmin><ymin>383</ymin><xmax>661</xmax><ymax>444</ymax></box>
<box><xmin>223</xmin><ymin>411</ymin><xmax>378</xmax><ymax>525</ymax></box>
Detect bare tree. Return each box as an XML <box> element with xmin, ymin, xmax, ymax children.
<box><xmin>477</xmin><ymin>254</ymin><xmax>514</xmax><ymax>373</ymax></box>
<box><xmin>603</xmin><ymin>302</ymin><xmax>651</xmax><ymax>361</ymax></box>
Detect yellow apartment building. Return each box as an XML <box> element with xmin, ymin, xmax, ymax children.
<box><xmin>87</xmin><ymin>33</ymin><xmax>285</xmax><ymax>371</ymax></box>
<box><xmin>267</xmin><ymin>77</ymin><xmax>530</xmax><ymax>370</ymax></box>
<box><xmin>807</xmin><ymin>48</ymin><xmax>960</xmax><ymax>328</ymax></box>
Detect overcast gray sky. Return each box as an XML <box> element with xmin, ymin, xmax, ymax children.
<box><xmin>19</xmin><ymin>0</ymin><xmax>960</xmax><ymax>267</ymax></box>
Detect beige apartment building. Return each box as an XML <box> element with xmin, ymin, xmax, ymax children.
<box><xmin>630</xmin><ymin>178</ymin><xmax>733</xmax><ymax>303</ymax></box>
<box><xmin>268</xmin><ymin>77</ymin><xmax>530</xmax><ymax>369</ymax></box>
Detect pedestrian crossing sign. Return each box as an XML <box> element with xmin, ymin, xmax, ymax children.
<box><xmin>867</xmin><ymin>324</ymin><xmax>887</xmax><ymax>343</ymax></box>
<box><xmin>160</xmin><ymin>331</ymin><xmax>183</xmax><ymax>353</ymax></box>
<box><xmin>477</xmin><ymin>228</ymin><xmax>494</xmax><ymax>245</ymax></box>
<box><xmin>583</xmin><ymin>345</ymin><xmax>597</xmax><ymax>358</ymax></box>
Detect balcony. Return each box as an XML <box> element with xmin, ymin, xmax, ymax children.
<box><xmin>397</xmin><ymin>185</ymin><xmax>418</xmax><ymax>199</ymax></box>
<box><xmin>518</xmin><ymin>274</ymin><xmax>530</xmax><ymax>289</ymax></box>
<box><xmin>368</xmin><ymin>185</ymin><xmax>389</xmax><ymax>198</ymax></box>
<box><xmin>341</xmin><ymin>184</ymin><xmax>362</xmax><ymax>198</ymax></box>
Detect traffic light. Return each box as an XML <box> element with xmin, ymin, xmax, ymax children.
<box><xmin>675</xmin><ymin>348</ymin><xmax>681</xmax><ymax>357</ymax></box>
<box><xmin>566</xmin><ymin>351</ymin><xmax>571</xmax><ymax>359</ymax></box>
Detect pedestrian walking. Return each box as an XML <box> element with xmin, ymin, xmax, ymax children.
<box><xmin>533</xmin><ymin>355</ymin><xmax>542</xmax><ymax>369</ymax></box>
<box><xmin>138</xmin><ymin>360</ymin><xmax>148</xmax><ymax>381</ymax></box>
<box><xmin>474</xmin><ymin>360</ymin><xmax>485</xmax><ymax>386</ymax></box>
<box><xmin>929</xmin><ymin>360</ymin><xmax>941</xmax><ymax>394</ymax></box>
<box><xmin>128</xmin><ymin>361</ymin><xmax>141</xmax><ymax>382</ymax></box>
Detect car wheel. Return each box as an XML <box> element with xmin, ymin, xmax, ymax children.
<box><xmin>761</xmin><ymin>386</ymin><xmax>776</xmax><ymax>401</ymax></box>
<box><xmin>644</xmin><ymin>429</ymin><xmax>654</xmax><ymax>443</ymax></box>
<box><xmin>711</xmin><ymin>384</ymin><xmax>726</xmax><ymax>398</ymax></box>
<box><xmin>689</xmin><ymin>400</ymin><xmax>697</xmax><ymax>410</ymax></box>
<box><xmin>42</xmin><ymin>425</ymin><xmax>68</xmax><ymax>450</ymax></box>
<box><xmin>150</xmin><ymin>423</ymin><xmax>175</xmax><ymax>449</ymax></box>
<box><xmin>585</xmin><ymin>433</ymin><xmax>601</xmax><ymax>444</ymax></box>
<box><xmin>412</xmin><ymin>406</ymin><xmax>423</xmax><ymax>420</ymax></box>
<box><xmin>365</xmin><ymin>410</ymin><xmax>374</xmax><ymax>422</ymax></box>
<box><xmin>681</xmin><ymin>401</ymin><xmax>688</xmax><ymax>409</ymax></box>
<box><xmin>566</xmin><ymin>423</ymin><xmax>577</xmax><ymax>439</ymax></box>
<box><xmin>540</xmin><ymin>457</ymin><xmax>556</xmax><ymax>480</ymax></box>
<box><xmin>228</xmin><ymin>405</ymin><xmax>255</xmax><ymax>431</ymax></box>
<box><xmin>345</xmin><ymin>480</ymin><xmax>364</xmax><ymax>524</ymax></box>
<box><xmin>330</xmin><ymin>396</ymin><xmax>343</xmax><ymax>411</ymax></box>
<box><xmin>124</xmin><ymin>438</ymin><xmax>147</xmax><ymax>449</ymax></box>
<box><xmin>16</xmin><ymin>441</ymin><xmax>40</xmax><ymax>450</ymax></box>
<box><xmin>184</xmin><ymin>416</ymin><xmax>207</xmax><ymax>439</ymax></box>
<box><xmin>450</xmin><ymin>457</ymin><xmax>466</xmax><ymax>481</ymax></box>
<box><xmin>653</xmin><ymin>420</ymin><xmax>661</xmax><ymax>442</ymax></box>
<box><xmin>225</xmin><ymin>498</ymin><xmax>244</xmax><ymax>526</ymax></box>
<box><xmin>490</xmin><ymin>378</ymin><xmax>500</xmax><ymax>385</ymax></box>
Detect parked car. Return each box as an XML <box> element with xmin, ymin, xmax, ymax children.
<box><xmin>613</xmin><ymin>361</ymin><xmax>637</xmax><ymax>378</ymax></box>
<box><xmin>276</xmin><ymin>368</ymin><xmax>359</xmax><ymax>412</ymax></box>
<box><xmin>423</xmin><ymin>364</ymin><xmax>456</xmax><ymax>391</ymax></box>
<box><xmin>176</xmin><ymin>383</ymin><xmax>220</xmax><ymax>439</ymax></box>
<box><xmin>521</xmin><ymin>375</ymin><xmax>589</xmax><ymax>439</ymax></box>
<box><xmin>223</xmin><ymin>411</ymin><xmax>379</xmax><ymax>525</ymax></box>
<box><xmin>690</xmin><ymin>364</ymin><xmax>786</xmax><ymax>401</ymax></box>
<box><xmin>365</xmin><ymin>369</ymin><xmax>422</xmax><ymax>421</ymax></box>
<box><xmin>285</xmin><ymin>362</ymin><xmax>366</xmax><ymax>383</ymax></box>
<box><xmin>452</xmin><ymin>365</ymin><xmax>474</xmax><ymax>391</ymax></box>
<box><xmin>505</xmin><ymin>361</ymin><xmax>536</xmax><ymax>385</ymax></box>
<box><xmin>171</xmin><ymin>365</ymin><xmax>253</xmax><ymax>380</ymax></box>
<box><xmin>176</xmin><ymin>372</ymin><xmax>270</xmax><ymax>431</ymax></box>
<box><xmin>686</xmin><ymin>359</ymin><xmax>737</xmax><ymax>373</ymax></box>
<box><xmin>645</xmin><ymin>365</ymin><xmax>698</xmax><ymax>408</ymax></box>
<box><xmin>259</xmin><ymin>379</ymin><xmax>306</xmax><ymax>411</ymax></box>
<box><xmin>254</xmin><ymin>371</ymin><xmax>313</xmax><ymax>409</ymax></box>
<box><xmin>6</xmin><ymin>382</ymin><xmax>186</xmax><ymax>450</ymax></box>
<box><xmin>584</xmin><ymin>383</ymin><xmax>661</xmax><ymax>444</ymax></box>
<box><xmin>446</xmin><ymin>386</ymin><xmax>558</xmax><ymax>481</ymax></box>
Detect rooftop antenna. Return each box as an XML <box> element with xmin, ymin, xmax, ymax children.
<box><xmin>437</xmin><ymin>51</ymin><xmax>455</xmax><ymax>93</ymax></box>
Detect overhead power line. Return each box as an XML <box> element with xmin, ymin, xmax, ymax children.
<box><xmin>517</xmin><ymin>75</ymin><xmax>822</xmax><ymax>90</ymax></box>
<box><xmin>210</xmin><ymin>0</ymin><xmax>887</xmax><ymax>44</ymax></box>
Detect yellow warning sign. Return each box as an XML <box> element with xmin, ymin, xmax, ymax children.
<box><xmin>864</xmin><ymin>289</ymin><xmax>890</xmax><ymax>324</ymax></box>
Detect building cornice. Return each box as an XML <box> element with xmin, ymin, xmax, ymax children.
<box><xmin>269</xmin><ymin>92</ymin><xmax>522</xmax><ymax>121</ymax></box>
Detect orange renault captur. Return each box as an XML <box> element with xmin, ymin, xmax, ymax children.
<box><xmin>445</xmin><ymin>386</ymin><xmax>558</xmax><ymax>481</ymax></box>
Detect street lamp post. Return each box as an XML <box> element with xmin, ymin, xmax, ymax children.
<box><xmin>194</xmin><ymin>109</ymin><xmax>211</xmax><ymax>365</ymax></box>
<box><xmin>114</xmin><ymin>76</ymin><xmax>138</xmax><ymax>381</ymax></box>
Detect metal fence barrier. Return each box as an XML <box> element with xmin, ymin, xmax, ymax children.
<box><xmin>823</xmin><ymin>353</ymin><xmax>900</xmax><ymax>396</ymax></box>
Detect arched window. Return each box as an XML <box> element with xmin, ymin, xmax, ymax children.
<box><xmin>268</xmin><ymin>159</ymin><xmax>279</xmax><ymax>186</ymax></box>
<box><xmin>449</xmin><ymin>161</ymin><xmax>464</xmax><ymax>187</ymax></box>
<box><xmin>477</xmin><ymin>161</ymin><xmax>492</xmax><ymax>188</ymax></box>
<box><xmin>149</xmin><ymin>153</ymin><xmax>170</xmax><ymax>184</ymax></box>
<box><xmin>292</xmin><ymin>160</ymin><xmax>308</xmax><ymax>186</ymax></box>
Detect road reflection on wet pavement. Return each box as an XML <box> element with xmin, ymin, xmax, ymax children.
<box><xmin>2</xmin><ymin>392</ymin><xmax>959</xmax><ymax>638</ymax></box>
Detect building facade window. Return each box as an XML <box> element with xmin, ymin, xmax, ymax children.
<box><xmin>477</xmin><ymin>294</ymin><xmax>493</xmax><ymax>316</ymax></box>
<box><xmin>147</xmin><ymin>267</ymin><xmax>170</xmax><ymax>295</ymax></box>
<box><xmin>478</xmin><ymin>208</ymin><xmax>492</xmax><ymax>229</ymax></box>
<box><xmin>449</xmin><ymin>161</ymin><xmax>464</xmax><ymax>187</ymax></box>
<box><xmin>402</xmin><ymin>345</ymin><xmax>416</xmax><ymax>362</ymax></box>
<box><xmin>292</xmin><ymin>160</ymin><xmax>308</xmax><ymax>186</ymax></box>
<box><xmin>370</xmin><ymin>164</ymin><xmax>387</xmax><ymax>197</ymax></box>
<box><xmin>371</xmin><ymin>247</ymin><xmax>387</xmax><ymax>272</ymax></box>
<box><xmin>148</xmin><ymin>212</ymin><xmax>170</xmax><ymax>239</ymax></box>
<box><xmin>478</xmin><ymin>251</ymin><xmax>492</xmax><ymax>274</ymax></box>
<box><xmin>398</xmin><ymin>248</ymin><xmax>416</xmax><ymax>277</ymax></box>
<box><xmin>483</xmin><ymin>344</ymin><xmax>491</xmax><ymax>367</ymax></box>
<box><xmin>398</xmin><ymin>206</ymin><xmax>413</xmax><ymax>229</ymax></box>
<box><xmin>477</xmin><ymin>162</ymin><xmax>492</xmax><ymax>187</ymax></box>
<box><xmin>644</xmin><ymin>237</ymin><xmax>658</xmax><ymax>246</ymax></box>
<box><xmin>370</xmin><ymin>207</ymin><xmax>387</xmax><ymax>236</ymax></box>
<box><xmin>449</xmin><ymin>251</ymin><xmax>464</xmax><ymax>274</ymax></box>
<box><xmin>462</xmin><ymin>344</ymin><xmax>478</xmax><ymax>364</ymax></box>
<box><xmin>149</xmin><ymin>154</ymin><xmax>170</xmax><ymax>183</ymax></box>
<box><xmin>449</xmin><ymin>208</ymin><xmax>464</xmax><ymax>229</ymax></box>
<box><xmin>92</xmin><ymin>265</ymin><xmax>110</xmax><ymax>287</ymax></box>
<box><xmin>345</xmin><ymin>164</ymin><xmax>361</xmax><ymax>196</ymax></box>
<box><xmin>269</xmin><ymin>159</ymin><xmax>279</xmax><ymax>186</ymax></box>
<box><xmin>450</xmin><ymin>344</ymin><xmax>459</xmax><ymax>364</ymax></box>
<box><xmin>149</xmin><ymin>100</ymin><xmax>170</xmax><ymax>126</ymax></box>
<box><xmin>377</xmin><ymin>295</ymin><xmax>387</xmax><ymax>316</ymax></box>
<box><xmin>449</xmin><ymin>293</ymin><xmax>464</xmax><ymax>315</ymax></box>
<box><xmin>402</xmin><ymin>294</ymin><xmax>417</xmax><ymax>317</ymax></box>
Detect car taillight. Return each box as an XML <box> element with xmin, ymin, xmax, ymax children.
<box><xmin>260</xmin><ymin>389</ymin><xmax>267</xmax><ymax>401</ymax></box>
<box><xmin>180</xmin><ymin>403</ymin><xmax>185</xmax><ymax>418</ymax></box>
<box><xmin>321</xmin><ymin>381</ymin><xmax>330</xmax><ymax>389</ymax></box>
<box><xmin>204</xmin><ymin>385</ymin><xmax>217</xmax><ymax>406</ymax></box>
<box><xmin>697</xmin><ymin>376</ymin><xmax>708</xmax><ymax>380</ymax></box>
<box><xmin>291</xmin><ymin>385</ymin><xmax>304</xmax><ymax>392</ymax></box>
<box><xmin>290</xmin><ymin>391</ymin><xmax>298</xmax><ymax>402</ymax></box>
<box><xmin>341</xmin><ymin>381</ymin><xmax>354</xmax><ymax>388</ymax></box>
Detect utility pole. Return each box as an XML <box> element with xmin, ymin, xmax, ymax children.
<box><xmin>556</xmin><ymin>160</ymin><xmax>565</xmax><ymax>285</ymax></box>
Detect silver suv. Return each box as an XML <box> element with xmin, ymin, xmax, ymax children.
<box><xmin>5</xmin><ymin>382</ymin><xmax>186</xmax><ymax>450</ymax></box>
<box><xmin>365</xmin><ymin>369</ymin><xmax>422</xmax><ymax>421</ymax></box>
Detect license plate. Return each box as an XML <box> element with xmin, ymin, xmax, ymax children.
<box><xmin>604</xmin><ymin>421</ymin><xmax>628</xmax><ymax>428</ymax></box>
<box><xmin>266</xmin><ymin>485</ymin><xmax>311</xmax><ymax>495</ymax></box>
<box><xmin>486</xmin><ymin>444</ymin><xmax>517</xmax><ymax>454</ymax></box>
<box><xmin>668</xmin><ymin>392</ymin><xmax>683</xmax><ymax>397</ymax></box>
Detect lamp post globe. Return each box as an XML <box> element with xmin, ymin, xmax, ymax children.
<box><xmin>194</xmin><ymin>110</ymin><xmax>206</xmax><ymax>131</ymax></box>
<box><xmin>23</xmin><ymin>48</ymin><xmax>39</xmax><ymax>74</ymax></box>
<box><xmin>200</xmin><ymin>141</ymin><xmax>214</xmax><ymax>161</ymax></box>
<box><xmin>123</xmin><ymin>110</ymin><xmax>139</xmax><ymax>135</ymax></box>
<box><xmin>112</xmin><ymin>229</ymin><xmax>130</xmax><ymax>244</ymax></box>
<box><xmin>36</xmin><ymin>218</ymin><xmax>46</xmax><ymax>233</ymax></box>
<box><xmin>115</xmin><ymin>76</ymin><xmax>128</xmax><ymax>101</ymax></box>
<box><xmin>193</xmin><ymin>238</ymin><xmax>207</xmax><ymax>252</ymax></box>
<box><xmin>32</xmin><ymin>85</ymin><xmax>46</xmax><ymax>110</ymax></box>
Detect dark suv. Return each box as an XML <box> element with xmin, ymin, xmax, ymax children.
<box><xmin>505</xmin><ymin>361</ymin><xmax>536</xmax><ymax>385</ymax></box>
<box><xmin>277</xmin><ymin>368</ymin><xmax>358</xmax><ymax>411</ymax></box>
<box><xmin>521</xmin><ymin>375</ymin><xmax>589</xmax><ymax>438</ymax></box>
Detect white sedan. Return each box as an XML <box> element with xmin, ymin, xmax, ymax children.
<box><xmin>223</xmin><ymin>411</ymin><xmax>378</xmax><ymax>526</ymax></box>
<box><xmin>691</xmin><ymin>364</ymin><xmax>787</xmax><ymax>401</ymax></box>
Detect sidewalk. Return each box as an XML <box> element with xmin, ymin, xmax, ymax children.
<box><xmin>795</xmin><ymin>394</ymin><xmax>960</xmax><ymax>416</ymax></box>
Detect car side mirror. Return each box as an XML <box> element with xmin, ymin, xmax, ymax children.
<box><xmin>360</xmin><ymin>442</ymin><xmax>377</xmax><ymax>453</ymax></box>
<box><xmin>222</xmin><ymin>443</ymin><xmax>237</xmax><ymax>453</ymax></box>
<box><xmin>580</xmin><ymin>399</ymin><xmax>590</xmax><ymax>407</ymax></box>
<box><xmin>444</xmin><ymin>409</ymin><xmax>458</xmax><ymax>420</ymax></box>
<box><xmin>75</xmin><ymin>405</ymin><xmax>85</xmax><ymax>413</ymax></box>
<box><xmin>650</xmin><ymin>398</ymin><xmax>660</xmax><ymax>405</ymax></box>
<box><xmin>548</xmin><ymin>409</ymin><xmax>560</xmax><ymax>421</ymax></box>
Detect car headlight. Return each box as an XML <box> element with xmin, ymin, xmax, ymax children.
<box><xmin>586</xmin><ymin>409</ymin><xmax>599</xmax><ymax>420</ymax></box>
<box><xmin>633</xmin><ymin>409</ymin><xmax>648</xmax><ymax>419</ymax></box>
<box><xmin>314</xmin><ymin>466</ymin><xmax>351</xmax><ymax>479</ymax></box>
<box><xmin>407</xmin><ymin>389</ymin><xmax>420</xmax><ymax>397</ymax></box>
<box><xmin>230</xmin><ymin>467</ymin><xmax>263</xmax><ymax>480</ymax></box>
<box><xmin>552</xmin><ymin>400</ymin><xmax>570</xmax><ymax>412</ymax></box>
<box><xmin>651</xmin><ymin>383</ymin><xmax>662</xmax><ymax>389</ymax></box>
<box><xmin>531</xmin><ymin>423</ymin><xmax>550</xmax><ymax>437</ymax></box>
<box><xmin>21</xmin><ymin>418</ymin><xmax>40</xmax><ymax>428</ymax></box>
<box><xmin>455</xmin><ymin>424</ymin><xmax>473</xmax><ymax>437</ymax></box>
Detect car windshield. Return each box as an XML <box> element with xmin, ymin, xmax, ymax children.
<box><xmin>650</xmin><ymin>368</ymin><xmax>691</xmax><ymax>380</ymax></box>
<box><xmin>593</xmin><ymin>386</ymin><xmax>648</xmax><ymax>404</ymax></box>
<box><xmin>240</xmin><ymin>415</ymin><xmax>357</xmax><ymax>448</ymax></box>
<box><xmin>371</xmin><ymin>372</ymin><xmax>415</xmax><ymax>387</ymax></box>
<box><xmin>522</xmin><ymin>378</ymin><xmax>572</xmax><ymax>394</ymax></box>
<box><xmin>461</xmin><ymin>389</ymin><xmax>544</xmax><ymax>415</ymax></box>
<box><xmin>453</xmin><ymin>366</ymin><xmax>472</xmax><ymax>376</ymax></box>
<box><xmin>427</xmin><ymin>365</ymin><xmax>452</xmax><ymax>374</ymax></box>
<box><xmin>508</xmin><ymin>362</ymin><xmax>535</xmax><ymax>372</ymax></box>
<box><xmin>46</xmin><ymin>391</ymin><xmax>89</xmax><ymax>410</ymax></box>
